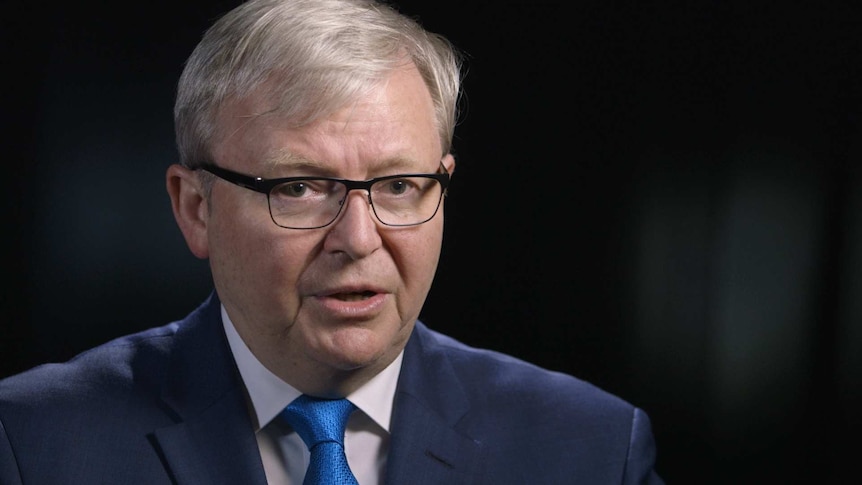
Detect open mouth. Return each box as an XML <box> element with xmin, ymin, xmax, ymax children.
<box><xmin>333</xmin><ymin>291</ymin><xmax>377</xmax><ymax>301</ymax></box>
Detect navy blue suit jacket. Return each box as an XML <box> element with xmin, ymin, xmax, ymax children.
<box><xmin>0</xmin><ymin>293</ymin><xmax>663</xmax><ymax>484</ymax></box>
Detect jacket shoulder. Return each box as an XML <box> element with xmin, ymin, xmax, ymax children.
<box><xmin>0</xmin><ymin>322</ymin><xmax>180</xmax><ymax>408</ymax></box>
<box><xmin>414</xmin><ymin>322</ymin><xmax>634</xmax><ymax>416</ymax></box>
<box><xmin>404</xmin><ymin>323</ymin><xmax>662</xmax><ymax>484</ymax></box>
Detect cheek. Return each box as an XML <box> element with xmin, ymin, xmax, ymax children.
<box><xmin>218</xmin><ymin>230</ymin><xmax>309</xmax><ymax>288</ymax></box>
<box><xmin>394</xmin><ymin>222</ymin><xmax>444</xmax><ymax>291</ymax></box>
<box><xmin>208</xmin><ymin>214</ymin><xmax>260</xmax><ymax>296</ymax></box>
<box><xmin>395</xmin><ymin>228</ymin><xmax>443</xmax><ymax>324</ymax></box>
<box><xmin>207</xmin><ymin>198</ymin><xmax>306</xmax><ymax>299</ymax></box>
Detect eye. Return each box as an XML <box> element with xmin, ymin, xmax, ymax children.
<box><xmin>272</xmin><ymin>180</ymin><xmax>335</xmax><ymax>198</ymax></box>
<box><xmin>278</xmin><ymin>181</ymin><xmax>308</xmax><ymax>198</ymax></box>
<box><xmin>386</xmin><ymin>179</ymin><xmax>410</xmax><ymax>195</ymax></box>
<box><xmin>379</xmin><ymin>177</ymin><xmax>426</xmax><ymax>197</ymax></box>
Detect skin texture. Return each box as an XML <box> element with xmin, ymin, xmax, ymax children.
<box><xmin>167</xmin><ymin>62</ymin><xmax>455</xmax><ymax>397</ymax></box>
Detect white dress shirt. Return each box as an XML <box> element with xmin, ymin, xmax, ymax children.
<box><xmin>222</xmin><ymin>306</ymin><xmax>403</xmax><ymax>485</ymax></box>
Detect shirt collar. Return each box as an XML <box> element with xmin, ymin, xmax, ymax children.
<box><xmin>221</xmin><ymin>305</ymin><xmax>403</xmax><ymax>433</ymax></box>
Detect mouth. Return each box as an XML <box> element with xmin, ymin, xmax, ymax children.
<box><xmin>331</xmin><ymin>290</ymin><xmax>377</xmax><ymax>301</ymax></box>
<box><xmin>313</xmin><ymin>286</ymin><xmax>388</xmax><ymax>318</ymax></box>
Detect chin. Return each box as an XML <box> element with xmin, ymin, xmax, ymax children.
<box><xmin>320</xmin><ymin>326</ymin><xmax>401</xmax><ymax>370</ymax></box>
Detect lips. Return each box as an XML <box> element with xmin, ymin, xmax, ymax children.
<box><xmin>316</xmin><ymin>283</ymin><xmax>387</xmax><ymax>301</ymax></box>
<box><xmin>313</xmin><ymin>286</ymin><xmax>389</xmax><ymax>319</ymax></box>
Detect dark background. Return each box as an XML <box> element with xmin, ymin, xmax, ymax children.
<box><xmin>3</xmin><ymin>1</ymin><xmax>861</xmax><ymax>483</ymax></box>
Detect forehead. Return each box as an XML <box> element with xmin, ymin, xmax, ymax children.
<box><xmin>210</xmin><ymin>64</ymin><xmax>441</xmax><ymax>175</ymax></box>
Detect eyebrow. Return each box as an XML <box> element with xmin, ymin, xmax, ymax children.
<box><xmin>261</xmin><ymin>150</ymin><xmax>431</xmax><ymax>177</ymax></box>
<box><xmin>262</xmin><ymin>150</ymin><xmax>322</xmax><ymax>172</ymax></box>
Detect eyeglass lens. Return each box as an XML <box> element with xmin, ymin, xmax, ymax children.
<box><xmin>267</xmin><ymin>176</ymin><xmax>444</xmax><ymax>229</ymax></box>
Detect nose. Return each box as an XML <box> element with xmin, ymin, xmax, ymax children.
<box><xmin>322</xmin><ymin>190</ymin><xmax>382</xmax><ymax>259</ymax></box>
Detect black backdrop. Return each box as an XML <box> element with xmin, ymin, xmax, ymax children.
<box><xmin>4</xmin><ymin>1</ymin><xmax>861</xmax><ymax>483</ymax></box>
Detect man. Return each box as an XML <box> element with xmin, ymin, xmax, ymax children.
<box><xmin>0</xmin><ymin>0</ymin><xmax>664</xmax><ymax>483</ymax></box>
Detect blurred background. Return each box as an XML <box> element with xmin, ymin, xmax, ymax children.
<box><xmin>3</xmin><ymin>0</ymin><xmax>860</xmax><ymax>483</ymax></box>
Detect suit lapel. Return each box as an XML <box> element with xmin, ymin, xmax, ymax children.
<box><xmin>385</xmin><ymin>323</ymin><xmax>484</xmax><ymax>484</ymax></box>
<box><xmin>150</xmin><ymin>294</ymin><xmax>268</xmax><ymax>485</ymax></box>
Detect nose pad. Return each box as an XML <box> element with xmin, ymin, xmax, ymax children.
<box><xmin>337</xmin><ymin>190</ymin><xmax>372</xmax><ymax>208</ymax></box>
<box><xmin>335</xmin><ymin>190</ymin><xmax>375</xmax><ymax>223</ymax></box>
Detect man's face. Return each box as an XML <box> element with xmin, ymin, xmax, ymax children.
<box><xmin>203</xmin><ymin>63</ymin><xmax>453</xmax><ymax>392</ymax></box>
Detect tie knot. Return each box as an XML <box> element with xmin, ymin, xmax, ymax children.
<box><xmin>281</xmin><ymin>395</ymin><xmax>356</xmax><ymax>449</ymax></box>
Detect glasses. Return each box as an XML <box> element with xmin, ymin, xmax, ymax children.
<box><xmin>198</xmin><ymin>162</ymin><xmax>450</xmax><ymax>229</ymax></box>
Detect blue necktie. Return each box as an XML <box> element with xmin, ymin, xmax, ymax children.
<box><xmin>281</xmin><ymin>395</ymin><xmax>359</xmax><ymax>485</ymax></box>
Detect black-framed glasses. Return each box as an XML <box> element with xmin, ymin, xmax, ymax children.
<box><xmin>198</xmin><ymin>162</ymin><xmax>450</xmax><ymax>229</ymax></box>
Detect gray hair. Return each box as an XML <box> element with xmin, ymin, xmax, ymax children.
<box><xmin>174</xmin><ymin>0</ymin><xmax>464</xmax><ymax>169</ymax></box>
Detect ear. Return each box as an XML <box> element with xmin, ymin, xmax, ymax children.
<box><xmin>166</xmin><ymin>164</ymin><xmax>210</xmax><ymax>259</ymax></box>
<box><xmin>442</xmin><ymin>152</ymin><xmax>456</xmax><ymax>175</ymax></box>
